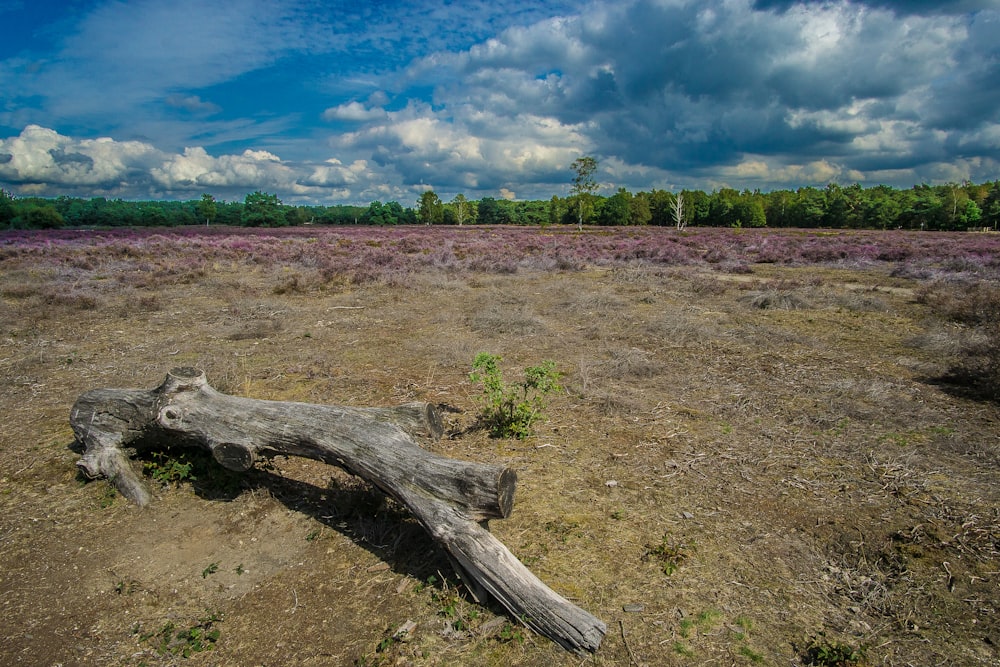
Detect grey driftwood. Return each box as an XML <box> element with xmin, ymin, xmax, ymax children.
<box><xmin>70</xmin><ymin>367</ymin><xmax>606</xmax><ymax>653</ymax></box>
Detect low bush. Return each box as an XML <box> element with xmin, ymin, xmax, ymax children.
<box><xmin>918</xmin><ymin>280</ymin><xmax>1000</xmax><ymax>401</ymax></box>
<box><xmin>469</xmin><ymin>353</ymin><xmax>562</xmax><ymax>439</ymax></box>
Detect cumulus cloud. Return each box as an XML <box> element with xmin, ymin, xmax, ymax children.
<box><xmin>151</xmin><ymin>146</ymin><xmax>293</xmax><ymax>191</ymax></box>
<box><xmin>0</xmin><ymin>125</ymin><xmax>160</xmax><ymax>188</ymax></box>
<box><xmin>322</xmin><ymin>101</ymin><xmax>387</xmax><ymax>122</ymax></box>
<box><xmin>0</xmin><ymin>125</ymin><xmax>385</xmax><ymax>202</ymax></box>
<box><xmin>716</xmin><ymin>157</ymin><xmax>864</xmax><ymax>187</ymax></box>
<box><xmin>305</xmin><ymin>158</ymin><xmax>370</xmax><ymax>187</ymax></box>
<box><xmin>332</xmin><ymin>101</ymin><xmax>591</xmax><ymax>195</ymax></box>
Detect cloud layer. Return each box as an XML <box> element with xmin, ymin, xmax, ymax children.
<box><xmin>1</xmin><ymin>0</ymin><xmax>998</xmax><ymax>204</ymax></box>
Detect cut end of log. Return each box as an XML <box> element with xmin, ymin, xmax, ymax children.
<box><xmin>159</xmin><ymin>366</ymin><xmax>208</xmax><ymax>394</ymax></box>
<box><xmin>212</xmin><ymin>441</ymin><xmax>258</xmax><ymax>472</ymax></box>
<box><xmin>424</xmin><ymin>403</ymin><xmax>444</xmax><ymax>441</ymax></box>
<box><xmin>497</xmin><ymin>467</ymin><xmax>517</xmax><ymax>519</ymax></box>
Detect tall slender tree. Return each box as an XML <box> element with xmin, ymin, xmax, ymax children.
<box><xmin>197</xmin><ymin>193</ymin><xmax>217</xmax><ymax>226</ymax></box>
<box><xmin>671</xmin><ymin>192</ymin><xmax>685</xmax><ymax>229</ymax></box>
<box><xmin>451</xmin><ymin>193</ymin><xmax>471</xmax><ymax>226</ymax></box>
<box><xmin>570</xmin><ymin>156</ymin><xmax>598</xmax><ymax>230</ymax></box>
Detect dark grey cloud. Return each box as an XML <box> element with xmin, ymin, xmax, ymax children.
<box><xmin>753</xmin><ymin>0</ymin><xmax>1000</xmax><ymax>15</ymax></box>
<box><xmin>404</xmin><ymin>0</ymin><xmax>998</xmax><ymax>192</ymax></box>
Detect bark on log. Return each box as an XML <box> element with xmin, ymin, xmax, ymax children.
<box><xmin>70</xmin><ymin>367</ymin><xmax>606</xmax><ymax>653</ymax></box>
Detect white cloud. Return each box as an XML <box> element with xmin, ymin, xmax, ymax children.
<box><xmin>322</xmin><ymin>101</ymin><xmax>388</xmax><ymax>122</ymax></box>
<box><xmin>331</xmin><ymin>101</ymin><xmax>591</xmax><ymax>196</ymax></box>
<box><xmin>719</xmin><ymin>158</ymin><xmax>855</xmax><ymax>186</ymax></box>
<box><xmin>305</xmin><ymin>158</ymin><xmax>370</xmax><ymax>187</ymax></box>
<box><xmin>150</xmin><ymin>146</ymin><xmax>294</xmax><ymax>190</ymax></box>
<box><xmin>0</xmin><ymin>124</ymin><xmax>159</xmax><ymax>187</ymax></box>
<box><xmin>165</xmin><ymin>95</ymin><xmax>221</xmax><ymax>115</ymax></box>
<box><xmin>0</xmin><ymin>124</ymin><xmax>386</xmax><ymax>203</ymax></box>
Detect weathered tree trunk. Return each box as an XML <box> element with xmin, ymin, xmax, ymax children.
<box><xmin>70</xmin><ymin>367</ymin><xmax>606</xmax><ymax>653</ymax></box>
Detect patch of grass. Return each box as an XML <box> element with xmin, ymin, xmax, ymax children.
<box><xmin>114</xmin><ymin>579</ymin><xmax>139</xmax><ymax>596</ymax></box>
<box><xmin>697</xmin><ymin>609</ymin><xmax>722</xmax><ymax>626</ymax></box>
<box><xmin>645</xmin><ymin>532</ymin><xmax>694</xmax><ymax>576</ymax></box>
<box><xmin>543</xmin><ymin>517</ymin><xmax>582</xmax><ymax>543</ymax></box>
<box><xmin>733</xmin><ymin>614</ymin><xmax>753</xmax><ymax>640</ymax></box>
<box><xmin>201</xmin><ymin>562</ymin><xmax>219</xmax><ymax>578</ymax></box>
<box><xmin>354</xmin><ymin>620</ymin><xmax>419</xmax><ymax>667</ymax></box>
<box><xmin>495</xmin><ymin>621</ymin><xmax>526</xmax><ymax>644</ymax></box>
<box><xmin>673</xmin><ymin>640</ymin><xmax>695</xmax><ymax>656</ymax></box>
<box><xmin>430</xmin><ymin>579</ymin><xmax>480</xmax><ymax>632</ymax></box>
<box><xmin>599</xmin><ymin>346</ymin><xmax>662</xmax><ymax>379</ymax></box>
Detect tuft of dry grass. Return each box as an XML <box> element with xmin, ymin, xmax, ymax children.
<box><xmin>742</xmin><ymin>288</ymin><xmax>812</xmax><ymax>310</ymax></box>
<box><xmin>913</xmin><ymin>279</ymin><xmax>1000</xmax><ymax>401</ymax></box>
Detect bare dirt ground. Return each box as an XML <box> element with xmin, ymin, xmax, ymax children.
<box><xmin>1</xmin><ymin>229</ymin><xmax>998</xmax><ymax>666</ymax></box>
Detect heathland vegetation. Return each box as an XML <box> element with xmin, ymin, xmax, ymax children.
<box><xmin>3</xmin><ymin>178</ymin><xmax>1000</xmax><ymax>231</ymax></box>
<box><xmin>2</xmin><ymin>222</ymin><xmax>999</xmax><ymax>664</ymax></box>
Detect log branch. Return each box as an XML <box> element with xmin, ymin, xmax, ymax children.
<box><xmin>70</xmin><ymin>367</ymin><xmax>606</xmax><ymax>653</ymax></box>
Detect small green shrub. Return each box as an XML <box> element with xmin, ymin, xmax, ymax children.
<box><xmin>139</xmin><ymin>448</ymin><xmax>244</xmax><ymax>498</ymax></box>
<box><xmin>142</xmin><ymin>451</ymin><xmax>196</xmax><ymax>486</ymax></box>
<box><xmin>497</xmin><ymin>621</ymin><xmax>525</xmax><ymax>644</ymax></box>
<box><xmin>803</xmin><ymin>633</ymin><xmax>867</xmax><ymax>666</ymax></box>
<box><xmin>645</xmin><ymin>532</ymin><xmax>694</xmax><ymax>576</ymax></box>
<box><xmin>97</xmin><ymin>483</ymin><xmax>117</xmax><ymax>508</ymax></box>
<box><xmin>469</xmin><ymin>353</ymin><xmax>563</xmax><ymax>439</ymax></box>
<box><xmin>137</xmin><ymin>610</ymin><xmax>222</xmax><ymax>658</ymax></box>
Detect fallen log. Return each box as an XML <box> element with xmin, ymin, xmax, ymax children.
<box><xmin>70</xmin><ymin>367</ymin><xmax>606</xmax><ymax>653</ymax></box>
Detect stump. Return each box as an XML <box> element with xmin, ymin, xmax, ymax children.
<box><xmin>70</xmin><ymin>367</ymin><xmax>606</xmax><ymax>653</ymax></box>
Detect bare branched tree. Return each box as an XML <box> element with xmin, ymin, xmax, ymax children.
<box><xmin>671</xmin><ymin>191</ymin><xmax>685</xmax><ymax>230</ymax></box>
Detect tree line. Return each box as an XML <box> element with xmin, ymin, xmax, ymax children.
<box><xmin>2</xmin><ymin>180</ymin><xmax>999</xmax><ymax>231</ymax></box>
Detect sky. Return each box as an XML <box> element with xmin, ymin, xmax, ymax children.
<box><xmin>1</xmin><ymin>0</ymin><xmax>999</xmax><ymax>206</ymax></box>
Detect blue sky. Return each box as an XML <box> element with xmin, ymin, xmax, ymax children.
<box><xmin>1</xmin><ymin>0</ymin><xmax>998</xmax><ymax>205</ymax></box>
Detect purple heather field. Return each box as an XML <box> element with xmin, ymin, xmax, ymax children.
<box><xmin>3</xmin><ymin>226</ymin><xmax>999</xmax><ymax>286</ymax></box>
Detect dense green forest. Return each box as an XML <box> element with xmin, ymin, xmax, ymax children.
<box><xmin>2</xmin><ymin>180</ymin><xmax>999</xmax><ymax>231</ymax></box>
